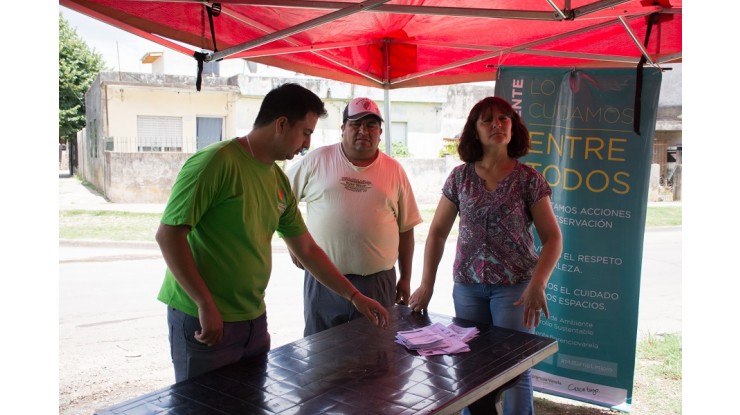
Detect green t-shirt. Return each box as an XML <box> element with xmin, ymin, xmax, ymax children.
<box><xmin>157</xmin><ymin>138</ymin><xmax>307</xmax><ymax>321</ymax></box>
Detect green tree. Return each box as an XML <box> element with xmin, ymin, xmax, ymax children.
<box><xmin>379</xmin><ymin>141</ymin><xmax>411</xmax><ymax>158</ymax></box>
<box><xmin>59</xmin><ymin>13</ymin><xmax>106</xmax><ymax>143</ymax></box>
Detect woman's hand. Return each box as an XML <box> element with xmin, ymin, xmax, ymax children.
<box><xmin>514</xmin><ymin>284</ymin><xmax>549</xmax><ymax>328</ymax></box>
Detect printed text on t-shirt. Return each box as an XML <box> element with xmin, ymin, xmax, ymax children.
<box><xmin>340</xmin><ymin>177</ymin><xmax>372</xmax><ymax>192</ymax></box>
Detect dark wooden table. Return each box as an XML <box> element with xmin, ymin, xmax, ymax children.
<box><xmin>95</xmin><ymin>305</ymin><xmax>557</xmax><ymax>414</ymax></box>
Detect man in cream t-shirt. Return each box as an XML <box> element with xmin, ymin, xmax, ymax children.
<box><xmin>286</xmin><ymin>97</ymin><xmax>422</xmax><ymax>336</ymax></box>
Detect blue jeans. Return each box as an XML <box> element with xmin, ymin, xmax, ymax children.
<box><xmin>167</xmin><ymin>307</ymin><xmax>270</xmax><ymax>383</ymax></box>
<box><xmin>454</xmin><ymin>282</ymin><xmax>535</xmax><ymax>415</ymax></box>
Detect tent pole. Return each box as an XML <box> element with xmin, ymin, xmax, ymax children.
<box><xmin>383</xmin><ymin>38</ymin><xmax>392</xmax><ymax>156</ymax></box>
<box><xmin>384</xmin><ymin>88</ymin><xmax>391</xmax><ymax>155</ymax></box>
<box><xmin>618</xmin><ymin>16</ymin><xmax>655</xmax><ymax>66</ymax></box>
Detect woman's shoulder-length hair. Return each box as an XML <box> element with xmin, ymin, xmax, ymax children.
<box><xmin>457</xmin><ymin>96</ymin><xmax>531</xmax><ymax>162</ymax></box>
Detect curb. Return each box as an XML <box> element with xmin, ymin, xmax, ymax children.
<box><xmin>645</xmin><ymin>225</ymin><xmax>682</xmax><ymax>232</ymax></box>
<box><xmin>60</xmin><ymin>226</ymin><xmax>681</xmax><ymax>249</ymax></box>
<box><xmin>59</xmin><ymin>239</ymin><xmax>159</xmax><ymax>249</ymax></box>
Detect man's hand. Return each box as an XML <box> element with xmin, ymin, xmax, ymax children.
<box><xmin>194</xmin><ymin>301</ymin><xmax>224</xmax><ymax>346</ymax></box>
<box><xmin>289</xmin><ymin>251</ymin><xmax>305</xmax><ymax>270</ymax></box>
<box><xmin>351</xmin><ymin>294</ymin><xmax>389</xmax><ymax>329</ymax></box>
<box><xmin>408</xmin><ymin>283</ymin><xmax>434</xmax><ymax>313</ymax></box>
<box><xmin>395</xmin><ymin>278</ymin><xmax>411</xmax><ymax>305</ymax></box>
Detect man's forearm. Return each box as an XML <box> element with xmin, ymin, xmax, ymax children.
<box><xmin>155</xmin><ymin>224</ymin><xmax>215</xmax><ymax>308</ymax></box>
<box><xmin>397</xmin><ymin>229</ymin><xmax>415</xmax><ymax>281</ymax></box>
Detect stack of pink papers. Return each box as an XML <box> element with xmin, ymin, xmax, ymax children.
<box><xmin>396</xmin><ymin>323</ymin><xmax>479</xmax><ymax>356</ymax></box>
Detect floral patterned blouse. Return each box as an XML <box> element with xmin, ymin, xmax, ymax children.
<box><xmin>443</xmin><ymin>161</ymin><xmax>552</xmax><ymax>285</ymax></box>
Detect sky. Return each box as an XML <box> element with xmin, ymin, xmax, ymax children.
<box><xmin>5</xmin><ymin>4</ymin><xmax>734</xmax><ymax>414</ymax></box>
<box><xmin>59</xmin><ymin>5</ymin><xmax>254</xmax><ymax>77</ymax></box>
<box><xmin>60</xmin><ymin>5</ymin><xmax>157</xmax><ymax>73</ymax></box>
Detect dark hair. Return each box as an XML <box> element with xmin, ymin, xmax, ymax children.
<box><xmin>457</xmin><ymin>96</ymin><xmax>530</xmax><ymax>162</ymax></box>
<box><xmin>253</xmin><ymin>83</ymin><xmax>328</xmax><ymax>128</ymax></box>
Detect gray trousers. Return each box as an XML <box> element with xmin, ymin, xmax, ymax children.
<box><xmin>303</xmin><ymin>268</ymin><xmax>396</xmax><ymax>337</ymax></box>
<box><xmin>167</xmin><ymin>307</ymin><xmax>270</xmax><ymax>382</ymax></box>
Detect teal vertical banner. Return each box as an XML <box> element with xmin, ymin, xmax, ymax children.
<box><xmin>495</xmin><ymin>67</ymin><xmax>662</xmax><ymax>411</ymax></box>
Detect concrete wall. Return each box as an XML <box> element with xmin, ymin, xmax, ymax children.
<box><xmin>79</xmin><ymin>79</ymin><xmax>107</xmax><ymax>194</ymax></box>
<box><xmin>400</xmin><ymin>157</ymin><xmax>464</xmax><ymax>205</ymax></box>
<box><xmin>104</xmin><ymin>152</ymin><xmax>190</xmax><ymax>203</ymax></box>
<box><xmin>95</xmin><ymin>152</ymin><xmax>460</xmax><ymax>205</ymax></box>
<box><xmin>92</xmin><ymin>152</ymin><xmax>671</xmax><ymax>205</ymax></box>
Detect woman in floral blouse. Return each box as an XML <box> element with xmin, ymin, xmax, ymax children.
<box><xmin>409</xmin><ymin>96</ymin><xmax>562</xmax><ymax>415</ymax></box>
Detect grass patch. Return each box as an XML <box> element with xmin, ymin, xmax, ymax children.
<box><xmin>637</xmin><ymin>333</ymin><xmax>682</xmax><ymax>380</ymax></box>
<box><xmin>532</xmin><ymin>333</ymin><xmax>681</xmax><ymax>414</ymax></box>
<box><xmin>645</xmin><ymin>206</ymin><xmax>682</xmax><ymax>227</ymax></box>
<box><xmin>59</xmin><ymin>210</ymin><xmax>161</xmax><ymax>241</ymax></box>
<box><xmin>59</xmin><ymin>206</ymin><xmax>681</xmax><ymax>242</ymax></box>
<box><xmin>630</xmin><ymin>333</ymin><xmax>682</xmax><ymax>415</ymax></box>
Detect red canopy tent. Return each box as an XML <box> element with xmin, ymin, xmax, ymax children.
<box><xmin>59</xmin><ymin>0</ymin><xmax>681</xmax><ymax>90</ymax></box>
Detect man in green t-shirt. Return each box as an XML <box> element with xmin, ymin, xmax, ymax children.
<box><xmin>155</xmin><ymin>83</ymin><xmax>389</xmax><ymax>382</ymax></box>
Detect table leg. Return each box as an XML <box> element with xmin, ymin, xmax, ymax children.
<box><xmin>492</xmin><ymin>374</ymin><xmax>523</xmax><ymax>415</ymax></box>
